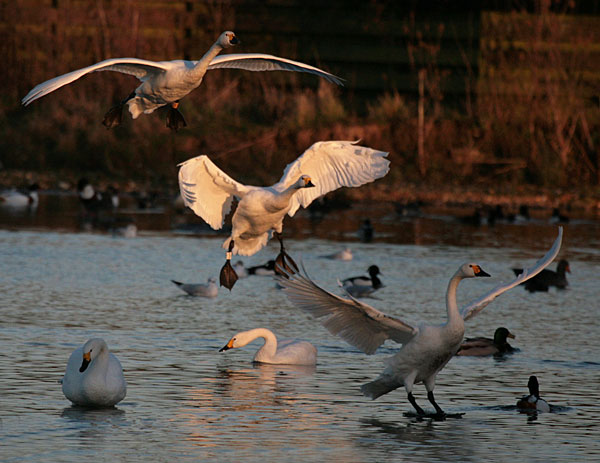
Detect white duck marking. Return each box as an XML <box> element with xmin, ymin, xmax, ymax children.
<box><xmin>62</xmin><ymin>338</ymin><xmax>126</xmax><ymax>407</ymax></box>
<box><xmin>22</xmin><ymin>31</ymin><xmax>342</xmax><ymax>129</ymax></box>
<box><xmin>277</xmin><ymin>228</ymin><xmax>563</xmax><ymax>416</ymax></box>
<box><xmin>219</xmin><ymin>328</ymin><xmax>317</xmax><ymax>365</ymax></box>
<box><xmin>171</xmin><ymin>277</ymin><xmax>218</xmax><ymax>297</ymax></box>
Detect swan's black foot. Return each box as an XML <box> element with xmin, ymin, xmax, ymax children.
<box><xmin>274</xmin><ymin>232</ymin><xmax>298</xmax><ymax>277</ymax></box>
<box><xmin>166</xmin><ymin>102</ymin><xmax>187</xmax><ymax>132</ymax></box>
<box><xmin>102</xmin><ymin>104</ymin><xmax>124</xmax><ymax>129</ymax></box>
<box><xmin>220</xmin><ymin>240</ymin><xmax>238</xmax><ymax>290</ymax></box>
<box><xmin>427</xmin><ymin>391</ymin><xmax>445</xmax><ymax>417</ymax></box>
<box><xmin>408</xmin><ymin>392</ymin><xmax>425</xmax><ymax>416</ymax></box>
<box><xmin>220</xmin><ymin>260</ymin><xmax>238</xmax><ymax>290</ymax></box>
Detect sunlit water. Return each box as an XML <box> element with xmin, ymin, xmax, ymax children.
<box><xmin>1</xmin><ymin>195</ymin><xmax>599</xmax><ymax>462</ymax></box>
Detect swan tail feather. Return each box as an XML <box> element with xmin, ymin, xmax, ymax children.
<box><xmin>222</xmin><ymin>233</ymin><xmax>270</xmax><ymax>257</ymax></box>
<box><xmin>361</xmin><ymin>377</ymin><xmax>400</xmax><ymax>400</ymax></box>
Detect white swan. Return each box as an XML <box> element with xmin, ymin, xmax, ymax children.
<box><xmin>178</xmin><ymin>140</ymin><xmax>390</xmax><ymax>289</ymax></box>
<box><xmin>0</xmin><ymin>184</ymin><xmax>39</xmax><ymax>208</ymax></box>
<box><xmin>219</xmin><ymin>328</ymin><xmax>317</xmax><ymax>365</ymax></box>
<box><xmin>277</xmin><ymin>228</ymin><xmax>563</xmax><ymax>416</ymax></box>
<box><xmin>171</xmin><ymin>277</ymin><xmax>218</xmax><ymax>297</ymax></box>
<box><xmin>22</xmin><ymin>31</ymin><xmax>342</xmax><ymax>131</ymax></box>
<box><xmin>62</xmin><ymin>338</ymin><xmax>126</xmax><ymax>407</ymax></box>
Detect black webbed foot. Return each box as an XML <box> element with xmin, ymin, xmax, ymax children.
<box><xmin>408</xmin><ymin>392</ymin><xmax>425</xmax><ymax>416</ymax></box>
<box><xmin>166</xmin><ymin>104</ymin><xmax>187</xmax><ymax>132</ymax></box>
<box><xmin>102</xmin><ymin>104</ymin><xmax>124</xmax><ymax>129</ymax></box>
<box><xmin>274</xmin><ymin>232</ymin><xmax>298</xmax><ymax>278</ymax></box>
<box><xmin>220</xmin><ymin>261</ymin><xmax>238</xmax><ymax>290</ymax></box>
<box><xmin>220</xmin><ymin>240</ymin><xmax>238</xmax><ymax>290</ymax></box>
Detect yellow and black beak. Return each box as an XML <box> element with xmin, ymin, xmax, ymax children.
<box><xmin>219</xmin><ymin>339</ymin><xmax>234</xmax><ymax>352</ymax></box>
<box><xmin>473</xmin><ymin>265</ymin><xmax>491</xmax><ymax>277</ymax></box>
<box><xmin>304</xmin><ymin>178</ymin><xmax>315</xmax><ymax>188</ymax></box>
<box><xmin>79</xmin><ymin>351</ymin><xmax>91</xmax><ymax>373</ymax></box>
<box><xmin>230</xmin><ymin>35</ymin><xmax>239</xmax><ymax>45</ymax></box>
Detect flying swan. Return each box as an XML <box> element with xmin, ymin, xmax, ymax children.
<box><xmin>277</xmin><ymin>227</ymin><xmax>563</xmax><ymax>416</ymax></box>
<box><xmin>219</xmin><ymin>327</ymin><xmax>317</xmax><ymax>365</ymax></box>
<box><xmin>22</xmin><ymin>31</ymin><xmax>343</xmax><ymax>131</ymax></box>
<box><xmin>177</xmin><ymin>140</ymin><xmax>390</xmax><ymax>290</ymax></box>
<box><xmin>62</xmin><ymin>338</ymin><xmax>127</xmax><ymax>407</ymax></box>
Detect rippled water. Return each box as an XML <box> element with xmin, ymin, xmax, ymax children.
<box><xmin>1</xmin><ymin>196</ymin><xmax>599</xmax><ymax>462</ymax></box>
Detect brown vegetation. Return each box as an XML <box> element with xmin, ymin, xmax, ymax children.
<box><xmin>1</xmin><ymin>1</ymin><xmax>599</xmax><ymax>210</ymax></box>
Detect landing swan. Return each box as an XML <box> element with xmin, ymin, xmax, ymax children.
<box><xmin>517</xmin><ymin>375</ymin><xmax>550</xmax><ymax>412</ymax></box>
<box><xmin>178</xmin><ymin>140</ymin><xmax>390</xmax><ymax>289</ymax></box>
<box><xmin>456</xmin><ymin>327</ymin><xmax>516</xmax><ymax>356</ymax></box>
<box><xmin>171</xmin><ymin>277</ymin><xmax>218</xmax><ymax>297</ymax></box>
<box><xmin>219</xmin><ymin>328</ymin><xmax>317</xmax><ymax>365</ymax></box>
<box><xmin>277</xmin><ymin>228</ymin><xmax>562</xmax><ymax>416</ymax></box>
<box><xmin>62</xmin><ymin>338</ymin><xmax>127</xmax><ymax>407</ymax></box>
<box><xmin>22</xmin><ymin>31</ymin><xmax>342</xmax><ymax>131</ymax></box>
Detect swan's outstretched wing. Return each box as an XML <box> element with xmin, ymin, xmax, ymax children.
<box><xmin>278</xmin><ymin>265</ymin><xmax>417</xmax><ymax>355</ymax></box>
<box><xmin>461</xmin><ymin>227</ymin><xmax>563</xmax><ymax>321</ymax></box>
<box><xmin>22</xmin><ymin>58</ymin><xmax>172</xmax><ymax>106</ymax></box>
<box><xmin>207</xmin><ymin>53</ymin><xmax>343</xmax><ymax>85</ymax></box>
<box><xmin>273</xmin><ymin>141</ymin><xmax>390</xmax><ymax>216</ymax></box>
<box><xmin>177</xmin><ymin>155</ymin><xmax>253</xmax><ymax>230</ymax></box>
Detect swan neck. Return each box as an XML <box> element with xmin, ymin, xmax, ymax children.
<box><xmin>250</xmin><ymin>328</ymin><xmax>277</xmax><ymax>360</ymax></box>
<box><xmin>446</xmin><ymin>271</ymin><xmax>463</xmax><ymax>322</ymax></box>
<box><xmin>193</xmin><ymin>42</ymin><xmax>224</xmax><ymax>76</ymax></box>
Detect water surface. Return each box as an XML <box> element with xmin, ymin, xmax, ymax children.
<box><xmin>1</xmin><ymin>195</ymin><xmax>599</xmax><ymax>462</ymax></box>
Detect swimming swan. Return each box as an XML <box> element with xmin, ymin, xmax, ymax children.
<box><xmin>22</xmin><ymin>31</ymin><xmax>342</xmax><ymax>131</ymax></box>
<box><xmin>62</xmin><ymin>338</ymin><xmax>126</xmax><ymax>407</ymax></box>
<box><xmin>277</xmin><ymin>228</ymin><xmax>562</xmax><ymax>416</ymax></box>
<box><xmin>219</xmin><ymin>328</ymin><xmax>317</xmax><ymax>365</ymax></box>
<box><xmin>171</xmin><ymin>277</ymin><xmax>218</xmax><ymax>297</ymax></box>
<box><xmin>178</xmin><ymin>140</ymin><xmax>390</xmax><ymax>289</ymax></box>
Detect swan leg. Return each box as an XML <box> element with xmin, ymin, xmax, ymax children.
<box><xmin>102</xmin><ymin>92</ymin><xmax>135</xmax><ymax>129</ymax></box>
<box><xmin>427</xmin><ymin>391</ymin><xmax>445</xmax><ymax>416</ymax></box>
<box><xmin>274</xmin><ymin>232</ymin><xmax>298</xmax><ymax>278</ymax></box>
<box><xmin>408</xmin><ymin>392</ymin><xmax>425</xmax><ymax>415</ymax></box>
<box><xmin>166</xmin><ymin>101</ymin><xmax>187</xmax><ymax>132</ymax></box>
<box><xmin>219</xmin><ymin>239</ymin><xmax>238</xmax><ymax>290</ymax></box>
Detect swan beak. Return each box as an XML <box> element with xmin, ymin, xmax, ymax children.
<box><xmin>474</xmin><ymin>266</ymin><xmax>491</xmax><ymax>277</ymax></box>
<box><xmin>230</xmin><ymin>36</ymin><xmax>239</xmax><ymax>45</ymax></box>
<box><xmin>219</xmin><ymin>339</ymin><xmax>234</xmax><ymax>352</ymax></box>
<box><xmin>79</xmin><ymin>352</ymin><xmax>91</xmax><ymax>373</ymax></box>
<box><xmin>304</xmin><ymin>179</ymin><xmax>315</xmax><ymax>188</ymax></box>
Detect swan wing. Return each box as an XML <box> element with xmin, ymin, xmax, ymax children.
<box><xmin>278</xmin><ymin>265</ymin><xmax>417</xmax><ymax>355</ymax></box>
<box><xmin>177</xmin><ymin>155</ymin><xmax>252</xmax><ymax>230</ymax></box>
<box><xmin>273</xmin><ymin>141</ymin><xmax>390</xmax><ymax>216</ymax></box>
<box><xmin>461</xmin><ymin>227</ymin><xmax>563</xmax><ymax>321</ymax></box>
<box><xmin>22</xmin><ymin>58</ymin><xmax>172</xmax><ymax>106</ymax></box>
<box><xmin>207</xmin><ymin>53</ymin><xmax>343</xmax><ymax>85</ymax></box>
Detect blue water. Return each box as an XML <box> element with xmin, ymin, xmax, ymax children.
<box><xmin>1</xmin><ymin>197</ymin><xmax>599</xmax><ymax>462</ymax></box>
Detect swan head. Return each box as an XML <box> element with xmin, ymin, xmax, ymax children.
<box><xmin>217</xmin><ymin>31</ymin><xmax>239</xmax><ymax>48</ymax></box>
<box><xmin>459</xmin><ymin>263</ymin><xmax>491</xmax><ymax>278</ymax></box>
<box><xmin>79</xmin><ymin>338</ymin><xmax>108</xmax><ymax>373</ymax></box>
<box><xmin>296</xmin><ymin>175</ymin><xmax>315</xmax><ymax>189</ymax></box>
<box><xmin>219</xmin><ymin>329</ymin><xmax>266</xmax><ymax>352</ymax></box>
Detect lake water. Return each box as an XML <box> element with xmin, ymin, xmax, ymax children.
<box><xmin>1</xmin><ymin>193</ymin><xmax>599</xmax><ymax>462</ymax></box>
